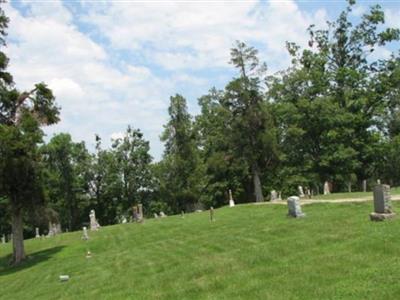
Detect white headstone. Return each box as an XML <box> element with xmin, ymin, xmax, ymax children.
<box><xmin>47</xmin><ymin>222</ymin><xmax>54</xmax><ymax>237</ymax></box>
<box><xmin>287</xmin><ymin>196</ymin><xmax>305</xmax><ymax>218</ymax></box>
<box><xmin>323</xmin><ymin>181</ymin><xmax>330</xmax><ymax>195</ymax></box>
<box><xmin>121</xmin><ymin>217</ymin><xmax>127</xmax><ymax>224</ymax></box>
<box><xmin>377</xmin><ymin>179</ymin><xmax>381</xmax><ymax>184</ymax></box>
<box><xmin>298</xmin><ymin>186</ymin><xmax>305</xmax><ymax>197</ymax></box>
<box><xmin>228</xmin><ymin>189</ymin><xmax>235</xmax><ymax>207</ymax></box>
<box><xmin>35</xmin><ymin>227</ymin><xmax>40</xmax><ymax>238</ymax></box>
<box><xmin>90</xmin><ymin>209</ymin><xmax>100</xmax><ymax>231</ymax></box>
<box><xmin>362</xmin><ymin>179</ymin><xmax>367</xmax><ymax>192</ymax></box>
<box><xmin>1</xmin><ymin>234</ymin><xmax>5</xmax><ymax>244</ymax></box>
<box><xmin>159</xmin><ymin>211</ymin><xmax>167</xmax><ymax>218</ymax></box>
<box><xmin>270</xmin><ymin>190</ymin><xmax>278</xmax><ymax>201</ymax></box>
<box><xmin>82</xmin><ymin>226</ymin><xmax>89</xmax><ymax>240</ymax></box>
<box><xmin>154</xmin><ymin>213</ymin><xmax>159</xmax><ymax>219</ymax></box>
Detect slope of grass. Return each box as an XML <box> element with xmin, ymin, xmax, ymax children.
<box><xmin>1</xmin><ymin>201</ymin><xmax>400</xmax><ymax>299</ymax></box>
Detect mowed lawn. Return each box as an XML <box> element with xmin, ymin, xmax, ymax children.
<box><xmin>1</xmin><ymin>201</ymin><xmax>400</xmax><ymax>300</ymax></box>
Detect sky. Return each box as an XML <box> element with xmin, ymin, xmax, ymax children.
<box><xmin>4</xmin><ymin>0</ymin><xmax>400</xmax><ymax>160</ymax></box>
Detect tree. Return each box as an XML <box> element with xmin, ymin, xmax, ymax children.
<box><xmin>160</xmin><ymin>94</ymin><xmax>201</xmax><ymax>211</ymax></box>
<box><xmin>42</xmin><ymin>133</ymin><xmax>91</xmax><ymax>231</ymax></box>
<box><xmin>268</xmin><ymin>0</ymin><xmax>399</xmax><ymax>192</ymax></box>
<box><xmin>87</xmin><ymin>135</ymin><xmax>121</xmax><ymax>225</ymax></box>
<box><xmin>224</xmin><ymin>41</ymin><xmax>279</xmax><ymax>202</ymax></box>
<box><xmin>112</xmin><ymin>126</ymin><xmax>153</xmax><ymax>214</ymax></box>
<box><xmin>0</xmin><ymin>3</ymin><xmax>60</xmax><ymax>264</ymax></box>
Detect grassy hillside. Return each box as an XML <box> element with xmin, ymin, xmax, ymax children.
<box><xmin>1</xmin><ymin>201</ymin><xmax>400</xmax><ymax>299</ymax></box>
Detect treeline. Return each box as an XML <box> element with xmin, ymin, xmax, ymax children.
<box><xmin>1</xmin><ymin>1</ymin><xmax>400</xmax><ymax>264</ymax></box>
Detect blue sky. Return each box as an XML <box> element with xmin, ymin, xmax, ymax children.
<box><xmin>4</xmin><ymin>0</ymin><xmax>400</xmax><ymax>160</ymax></box>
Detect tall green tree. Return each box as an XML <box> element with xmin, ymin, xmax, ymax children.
<box><xmin>225</xmin><ymin>41</ymin><xmax>279</xmax><ymax>202</ymax></box>
<box><xmin>42</xmin><ymin>133</ymin><xmax>91</xmax><ymax>231</ymax></box>
<box><xmin>160</xmin><ymin>94</ymin><xmax>201</xmax><ymax>211</ymax></box>
<box><xmin>112</xmin><ymin>126</ymin><xmax>153</xmax><ymax>214</ymax></box>
<box><xmin>269</xmin><ymin>0</ymin><xmax>399</xmax><ymax>192</ymax></box>
<box><xmin>0</xmin><ymin>4</ymin><xmax>60</xmax><ymax>264</ymax></box>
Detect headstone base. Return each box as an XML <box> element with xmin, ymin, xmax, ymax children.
<box><xmin>369</xmin><ymin>212</ymin><xmax>396</xmax><ymax>222</ymax></box>
<box><xmin>288</xmin><ymin>212</ymin><xmax>306</xmax><ymax>218</ymax></box>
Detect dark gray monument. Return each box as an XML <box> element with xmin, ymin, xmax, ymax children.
<box><xmin>287</xmin><ymin>196</ymin><xmax>305</xmax><ymax>218</ymax></box>
<box><xmin>370</xmin><ymin>184</ymin><xmax>396</xmax><ymax>221</ymax></box>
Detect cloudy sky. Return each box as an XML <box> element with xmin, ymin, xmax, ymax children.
<box><xmin>4</xmin><ymin>0</ymin><xmax>400</xmax><ymax>160</ymax></box>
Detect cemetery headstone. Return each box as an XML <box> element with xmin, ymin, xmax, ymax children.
<box><xmin>47</xmin><ymin>222</ymin><xmax>54</xmax><ymax>237</ymax></box>
<box><xmin>132</xmin><ymin>206</ymin><xmax>138</xmax><ymax>221</ymax></box>
<box><xmin>370</xmin><ymin>184</ymin><xmax>396</xmax><ymax>221</ymax></box>
<box><xmin>89</xmin><ymin>209</ymin><xmax>100</xmax><ymax>231</ymax></box>
<box><xmin>82</xmin><ymin>226</ymin><xmax>89</xmax><ymax>240</ymax></box>
<box><xmin>1</xmin><ymin>234</ymin><xmax>5</xmax><ymax>244</ymax></box>
<box><xmin>323</xmin><ymin>181</ymin><xmax>330</xmax><ymax>195</ymax></box>
<box><xmin>159</xmin><ymin>211</ymin><xmax>167</xmax><ymax>218</ymax></box>
<box><xmin>181</xmin><ymin>211</ymin><xmax>185</xmax><ymax>218</ymax></box>
<box><xmin>377</xmin><ymin>179</ymin><xmax>381</xmax><ymax>184</ymax></box>
<box><xmin>210</xmin><ymin>207</ymin><xmax>214</xmax><ymax>222</ymax></box>
<box><xmin>305</xmin><ymin>187</ymin><xmax>311</xmax><ymax>199</ymax></box>
<box><xmin>298</xmin><ymin>186</ymin><xmax>305</xmax><ymax>198</ymax></box>
<box><xmin>137</xmin><ymin>204</ymin><xmax>144</xmax><ymax>223</ymax></box>
<box><xmin>59</xmin><ymin>275</ymin><xmax>70</xmax><ymax>282</ymax></box>
<box><xmin>363</xmin><ymin>179</ymin><xmax>367</xmax><ymax>192</ymax></box>
<box><xmin>229</xmin><ymin>189</ymin><xmax>235</xmax><ymax>207</ymax></box>
<box><xmin>287</xmin><ymin>196</ymin><xmax>305</xmax><ymax>218</ymax></box>
<box><xmin>154</xmin><ymin>213</ymin><xmax>159</xmax><ymax>219</ymax></box>
<box><xmin>35</xmin><ymin>227</ymin><xmax>40</xmax><ymax>238</ymax></box>
<box><xmin>270</xmin><ymin>190</ymin><xmax>278</xmax><ymax>202</ymax></box>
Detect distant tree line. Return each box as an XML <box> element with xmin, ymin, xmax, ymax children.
<box><xmin>1</xmin><ymin>0</ymin><xmax>400</xmax><ymax>264</ymax></box>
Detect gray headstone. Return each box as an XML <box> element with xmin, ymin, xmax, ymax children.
<box><xmin>153</xmin><ymin>213</ymin><xmax>159</xmax><ymax>219</ymax></box>
<box><xmin>373</xmin><ymin>184</ymin><xmax>392</xmax><ymax>214</ymax></box>
<box><xmin>298</xmin><ymin>186</ymin><xmax>305</xmax><ymax>197</ymax></box>
<box><xmin>270</xmin><ymin>190</ymin><xmax>278</xmax><ymax>201</ymax></box>
<box><xmin>1</xmin><ymin>234</ymin><xmax>5</xmax><ymax>244</ymax></box>
<box><xmin>287</xmin><ymin>196</ymin><xmax>305</xmax><ymax>218</ymax></box>
<box><xmin>228</xmin><ymin>189</ymin><xmax>235</xmax><ymax>207</ymax></box>
<box><xmin>82</xmin><ymin>226</ymin><xmax>89</xmax><ymax>240</ymax></box>
<box><xmin>159</xmin><ymin>211</ymin><xmax>167</xmax><ymax>218</ymax></box>
<box><xmin>90</xmin><ymin>209</ymin><xmax>100</xmax><ymax>230</ymax></box>
<box><xmin>377</xmin><ymin>179</ymin><xmax>381</xmax><ymax>184</ymax></box>
<box><xmin>362</xmin><ymin>180</ymin><xmax>367</xmax><ymax>192</ymax></box>
<box><xmin>35</xmin><ymin>227</ymin><xmax>40</xmax><ymax>238</ymax></box>
<box><xmin>137</xmin><ymin>204</ymin><xmax>144</xmax><ymax>222</ymax></box>
<box><xmin>323</xmin><ymin>181</ymin><xmax>330</xmax><ymax>195</ymax></box>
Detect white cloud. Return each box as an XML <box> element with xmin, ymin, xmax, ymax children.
<box><xmin>83</xmin><ymin>0</ymin><xmax>328</xmax><ymax>72</ymax></box>
<box><xmin>9</xmin><ymin>0</ymin><xmax>380</xmax><ymax>160</ymax></box>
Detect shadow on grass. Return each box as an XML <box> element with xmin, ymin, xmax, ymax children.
<box><xmin>0</xmin><ymin>246</ymin><xmax>65</xmax><ymax>276</ymax></box>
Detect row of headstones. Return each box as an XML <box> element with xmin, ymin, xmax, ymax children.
<box><xmin>275</xmin><ymin>179</ymin><xmax>381</xmax><ymax>201</ymax></box>
<box><xmin>1</xmin><ymin>221</ymin><xmax>62</xmax><ymax>244</ymax></box>
<box><xmin>287</xmin><ymin>183</ymin><xmax>395</xmax><ymax>221</ymax></box>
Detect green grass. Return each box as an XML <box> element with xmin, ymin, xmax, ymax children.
<box><xmin>2</xmin><ymin>201</ymin><xmax>400</xmax><ymax>299</ymax></box>
<box><xmin>312</xmin><ymin>186</ymin><xmax>400</xmax><ymax>200</ymax></box>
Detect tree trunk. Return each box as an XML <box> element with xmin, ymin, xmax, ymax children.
<box><xmin>252</xmin><ymin>163</ymin><xmax>264</xmax><ymax>202</ymax></box>
<box><xmin>12</xmin><ymin>209</ymin><xmax>25</xmax><ymax>265</ymax></box>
